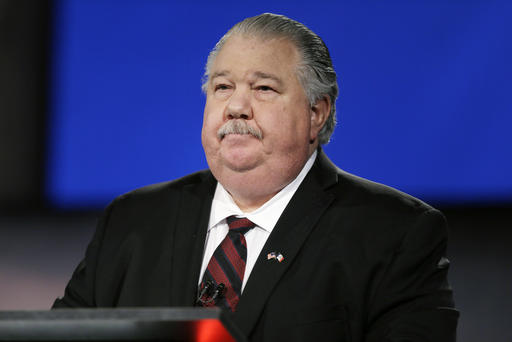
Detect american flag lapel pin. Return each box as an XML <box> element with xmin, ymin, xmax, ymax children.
<box><xmin>267</xmin><ymin>251</ymin><xmax>284</xmax><ymax>262</ymax></box>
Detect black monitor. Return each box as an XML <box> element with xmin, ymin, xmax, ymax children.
<box><xmin>0</xmin><ymin>307</ymin><xmax>246</xmax><ymax>341</ymax></box>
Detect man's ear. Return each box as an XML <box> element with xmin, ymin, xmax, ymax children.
<box><xmin>310</xmin><ymin>95</ymin><xmax>331</xmax><ymax>142</ymax></box>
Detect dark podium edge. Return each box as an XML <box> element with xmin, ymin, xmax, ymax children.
<box><xmin>0</xmin><ymin>307</ymin><xmax>247</xmax><ymax>341</ymax></box>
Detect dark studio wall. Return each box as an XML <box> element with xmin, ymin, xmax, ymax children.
<box><xmin>0</xmin><ymin>0</ymin><xmax>50</xmax><ymax>210</ymax></box>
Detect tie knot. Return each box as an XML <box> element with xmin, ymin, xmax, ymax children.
<box><xmin>226</xmin><ymin>216</ymin><xmax>255</xmax><ymax>235</ymax></box>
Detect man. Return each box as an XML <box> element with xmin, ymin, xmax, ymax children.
<box><xmin>54</xmin><ymin>13</ymin><xmax>458</xmax><ymax>341</ymax></box>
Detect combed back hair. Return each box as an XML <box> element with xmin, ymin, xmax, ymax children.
<box><xmin>201</xmin><ymin>13</ymin><xmax>339</xmax><ymax>145</ymax></box>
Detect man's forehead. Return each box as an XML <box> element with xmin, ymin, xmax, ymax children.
<box><xmin>213</xmin><ymin>35</ymin><xmax>299</xmax><ymax>65</ymax></box>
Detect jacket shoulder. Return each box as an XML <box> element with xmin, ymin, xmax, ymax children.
<box><xmin>334</xmin><ymin>168</ymin><xmax>437</xmax><ymax>215</ymax></box>
<box><xmin>96</xmin><ymin>169</ymin><xmax>215</xmax><ymax>228</ymax></box>
<box><xmin>111</xmin><ymin>169</ymin><xmax>213</xmax><ymax>206</ymax></box>
<box><xmin>316</xmin><ymin>150</ymin><xmax>435</xmax><ymax>215</ymax></box>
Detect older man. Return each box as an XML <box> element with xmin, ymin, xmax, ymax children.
<box><xmin>54</xmin><ymin>13</ymin><xmax>458</xmax><ymax>341</ymax></box>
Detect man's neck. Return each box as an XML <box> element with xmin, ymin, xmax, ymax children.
<box><xmin>233</xmin><ymin>194</ymin><xmax>276</xmax><ymax>213</ymax></box>
<box><xmin>226</xmin><ymin>149</ymin><xmax>318</xmax><ymax>213</ymax></box>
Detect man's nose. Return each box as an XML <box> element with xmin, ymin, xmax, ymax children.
<box><xmin>225</xmin><ymin>88</ymin><xmax>253</xmax><ymax>120</ymax></box>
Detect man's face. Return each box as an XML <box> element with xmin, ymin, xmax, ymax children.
<box><xmin>201</xmin><ymin>35</ymin><xmax>323</xmax><ymax>201</ymax></box>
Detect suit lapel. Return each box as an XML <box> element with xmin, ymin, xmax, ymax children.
<box><xmin>232</xmin><ymin>150</ymin><xmax>338</xmax><ymax>336</ymax></box>
<box><xmin>168</xmin><ymin>172</ymin><xmax>217</xmax><ymax>306</ymax></box>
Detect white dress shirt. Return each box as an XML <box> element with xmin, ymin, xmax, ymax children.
<box><xmin>198</xmin><ymin>150</ymin><xmax>317</xmax><ymax>292</ymax></box>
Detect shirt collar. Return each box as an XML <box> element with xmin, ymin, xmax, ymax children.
<box><xmin>208</xmin><ymin>150</ymin><xmax>317</xmax><ymax>233</ymax></box>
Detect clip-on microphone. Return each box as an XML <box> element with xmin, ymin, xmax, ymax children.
<box><xmin>196</xmin><ymin>281</ymin><xmax>226</xmax><ymax>305</ymax></box>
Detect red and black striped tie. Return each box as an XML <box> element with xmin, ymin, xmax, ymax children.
<box><xmin>199</xmin><ymin>216</ymin><xmax>255</xmax><ymax>311</ymax></box>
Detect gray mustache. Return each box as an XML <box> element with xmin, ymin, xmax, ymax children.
<box><xmin>217</xmin><ymin>120</ymin><xmax>263</xmax><ymax>140</ymax></box>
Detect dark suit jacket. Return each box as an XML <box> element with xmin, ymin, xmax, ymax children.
<box><xmin>53</xmin><ymin>150</ymin><xmax>458</xmax><ymax>341</ymax></box>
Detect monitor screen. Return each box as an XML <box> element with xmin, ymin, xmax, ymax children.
<box><xmin>47</xmin><ymin>1</ymin><xmax>512</xmax><ymax>208</ymax></box>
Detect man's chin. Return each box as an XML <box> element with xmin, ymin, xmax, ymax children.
<box><xmin>220</xmin><ymin>151</ymin><xmax>261</xmax><ymax>173</ymax></box>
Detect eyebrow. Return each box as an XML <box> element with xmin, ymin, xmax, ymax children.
<box><xmin>253</xmin><ymin>71</ymin><xmax>283</xmax><ymax>86</ymax></box>
<box><xmin>210</xmin><ymin>71</ymin><xmax>230</xmax><ymax>81</ymax></box>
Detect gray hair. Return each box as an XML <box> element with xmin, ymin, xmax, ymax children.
<box><xmin>201</xmin><ymin>13</ymin><xmax>339</xmax><ymax>145</ymax></box>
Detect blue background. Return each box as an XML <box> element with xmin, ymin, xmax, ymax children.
<box><xmin>47</xmin><ymin>0</ymin><xmax>512</xmax><ymax>208</ymax></box>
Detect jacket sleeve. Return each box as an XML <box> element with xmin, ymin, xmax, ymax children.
<box><xmin>365</xmin><ymin>208</ymin><xmax>459</xmax><ymax>342</ymax></box>
<box><xmin>51</xmin><ymin>201</ymin><xmax>114</xmax><ymax>308</ymax></box>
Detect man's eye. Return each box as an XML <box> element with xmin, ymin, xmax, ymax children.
<box><xmin>257</xmin><ymin>85</ymin><xmax>274</xmax><ymax>92</ymax></box>
<box><xmin>215</xmin><ymin>84</ymin><xmax>230</xmax><ymax>91</ymax></box>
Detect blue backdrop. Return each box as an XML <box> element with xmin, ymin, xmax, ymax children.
<box><xmin>47</xmin><ymin>0</ymin><xmax>512</xmax><ymax>209</ymax></box>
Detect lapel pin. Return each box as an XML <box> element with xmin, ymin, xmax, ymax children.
<box><xmin>267</xmin><ymin>252</ymin><xmax>284</xmax><ymax>262</ymax></box>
